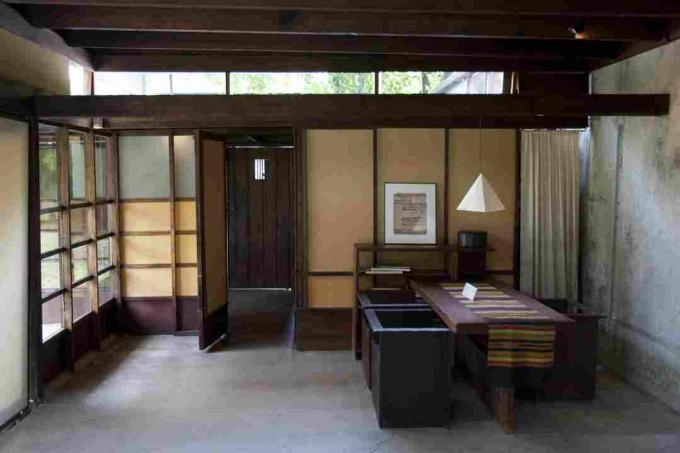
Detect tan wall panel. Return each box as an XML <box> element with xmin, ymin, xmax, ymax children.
<box><xmin>175</xmin><ymin>201</ymin><xmax>196</xmax><ymax>231</ymax></box>
<box><xmin>0</xmin><ymin>29</ymin><xmax>69</xmax><ymax>95</ymax></box>
<box><xmin>176</xmin><ymin>234</ymin><xmax>197</xmax><ymax>264</ymax></box>
<box><xmin>202</xmin><ymin>140</ymin><xmax>228</xmax><ymax>315</ymax></box>
<box><xmin>308</xmin><ymin>276</ymin><xmax>355</xmax><ymax>308</ymax></box>
<box><xmin>122</xmin><ymin>268</ymin><xmax>172</xmax><ymax>297</ymax></box>
<box><xmin>307</xmin><ymin>130</ymin><xmax>374</xmax><ymax>272</ymax></box>
<box><xmin>449</xmin><ymin>129</ymin><xmax>516</xmax><ymax>271</ymax></box>
<box><xmin>177</xmin><ymin>267</ymin><xmax>198</xmax><ymax>297</ymax></box>
<box><xmin>120</xmin><ymin>202</ymin><xmax>171</xmax><ymax>232</ymax></box>
<box><xmin>121</xmin><ymin>235</ymin><xmax>172</xmax><ymax>265</ymax></box>
<box><xmin>377</xmin><ymin>128</ymin><xmax>446</xmax><ymax>269</ymax></box>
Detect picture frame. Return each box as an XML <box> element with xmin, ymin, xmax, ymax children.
<box><xmin>384</xmin><ymin>183</ymin><xmax>437</xmax><ymax>244</ymax></box>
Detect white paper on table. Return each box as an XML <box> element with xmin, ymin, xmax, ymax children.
<box><xmin>462</xmin><ymin>283</ymin><xmax>478</xmax><ymax>301</ymax></box>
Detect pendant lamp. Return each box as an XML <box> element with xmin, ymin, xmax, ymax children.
<box><xmin>456</xmin><ymin>119</ymin><xmax>506</xmax><ymax>213</ymax></box>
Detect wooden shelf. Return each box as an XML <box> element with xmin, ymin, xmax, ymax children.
<box><xmin>354</xmin><ymin>243</ymin><xmax>494</xmax><ymax>253</ymax></box>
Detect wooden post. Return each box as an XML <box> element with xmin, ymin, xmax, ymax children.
<box><xmin>86</xmin><ymin>131</ymin><xmax>101</xmax><ymax>350</ymax></box>
<box><xmin>110</xmin><ymin>133</ymin><xmax>123</xmax><ymax>330</ymax></box>
<box><xmin>169</xmin><ymin>133</ymin><xmax>178</xmax><ymax>333</ymax></box>
<box><xmin>57</xmin><ymin>126</ymin><xmax>74</xmax><ymax>371</ymax></box>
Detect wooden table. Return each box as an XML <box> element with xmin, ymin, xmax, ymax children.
<box><xmin>410</xmin><ymin>279</ymin><xmax>575</xmax><ymax>433</ymax></box>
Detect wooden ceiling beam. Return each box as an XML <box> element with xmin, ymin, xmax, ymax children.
<box><xmin>92</xmin><ymin>51</ymin><xmax>593</xmax><ymax>73</ymax></box>
<box><xmin>7</xmin><ymin>1</ymin><xmax>680</xmax><ymax>18</ymax></box>
<box><xmin>61</xmin><ymin>31</ymin><xmax>625</xmax><ymax>59</ymax></box>
<box><xmin>32</xmin><ymin>94</ymin><xmax>669</xmax><ymax>129</ymax></box>
<box><xmin>16</xmin><ymin>5</ymin><xmax>666</xmax><ymax>41</ymax></box>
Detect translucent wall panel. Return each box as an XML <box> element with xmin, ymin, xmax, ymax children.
<box><xmin>119</xmin><ymin>135</ymin><xmax>170</xmax><ymax>199</ymax></box>
<box><xmin>174</xmin><ymin>135</ymin><xmax>196</xmax><ymax>198</ymax></box>
<box><xmin>95</xmin><ymin>72</ymin><xmax>226</xmax><ymax>95</ymax></box>
<box><xmin>95</xmin><ymin>135</ymin><xmax>110</xmax><ymax>200</ymax></box>
<box><xmin>0</xmin><ymin>117</ymin><xmax>28</xmax><ymax>425</ymax></box>
<box><xmin>72</xmin><ymin>283</ymin><xmax>92</xmax><ymax>321</ymax></box>
<box><xmin>40</xmin><ymin>212</ymin><xmax>60</xmax><ymax>253</ymax></box>
<box><xmin>39</xmin><ymin>126</ymin><xmax>59</xmax><ymax>210</ymax></box>
<box><xmin>379</xmin><ymin>71</ymin><xmax>503</xmax><ymax>94</ymax></box>
<box><xmin>98</xmin><ymin>272</ymin><xmax>114</xmax><ymax>305</ymax></box>
<box><xmin>42</xmin><ymin>295</ymin><xmax>64</xmax><ymax>341</ymax></box>
<box><xmin>69</xmin><ymin>132</ymin><xmax>86</xmax><ymax>203</ymax></box>
<box><xmin>230</xmin><ymin>72</ymin><xmax>374</xmax><ymax>94</ymax></box>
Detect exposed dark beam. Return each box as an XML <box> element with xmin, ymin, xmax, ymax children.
<box><xmin>61</xmin><ymin>31</ymin><xmax>625</xmax><ymax>59</ymax></box>
<box><xmin>7</xmin><ymin>1</ymin><xmax>680</xmax><ymax>18</ymax></box>
<box><xmin>92</xmin><ymin>51</ymin><xmax>593</xmax><ymax>73</ymax></box>
<box><xmin>32</xmin><ymin>94</ymin><xmax>669</xmax><ymax>129</ymax></box>
<box><xmin>16</xmin><ymin>4</ymin><xmax>666</xmax><ymax>41</ymax></box>
<box><xmin>0</xmin><ymin>3</ymin><xmax>92</xmax><ymax>69</ymax></box>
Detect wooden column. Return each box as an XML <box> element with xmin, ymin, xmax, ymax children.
<box><xmin>169</xmin><ymin>133</ymin><xmax>178</xmax><ymax>333</ymax></box>
<box><xmin>110</xmin><ymin>133</ymin><xmax>123</xmax><ymax>329</ymax></box>
<box><xmin>57</xmin><ymin>126</ymin><xmax>74</xmax><ymax>371</ymax></box>
<box><xmin>86</xmin><ymin>131</ymin><xmax>101</xmax><ymax>349</ymax></box>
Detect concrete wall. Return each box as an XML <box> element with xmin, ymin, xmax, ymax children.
<box><xmin>0</xmin><ymin>28</ymin><xmax>69</xmax><ymax>96</ymax></box>
<box><xmin>584</xmin><ymin>40</ymin><xmax>680</xmax><ymax>412</ymax></box>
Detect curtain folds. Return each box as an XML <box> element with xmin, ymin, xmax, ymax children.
<box><xmin>520</xmin><ymin>130</ymin><xmax>581</xmax><ymax>301</ymax></box>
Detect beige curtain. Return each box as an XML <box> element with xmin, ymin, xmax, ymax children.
<box><xmin>520</xmin><ymin>130</ymin><xmax>581</xmax><ymax>301</ymax></box>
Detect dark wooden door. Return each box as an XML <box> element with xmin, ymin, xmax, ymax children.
<box><xmin>228</xmin><ymin>148</ymin><xmax>292</xmax><ymax>288</ymax></box>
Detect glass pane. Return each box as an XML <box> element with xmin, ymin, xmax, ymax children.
<box><xmin>42</xmin><ymin>295</ymin><xmax>64</xmax><ymax>342</ymax></box>
<box><xmin>95</xmin><ymin>135</ymin><xmax>110</xmax><ymax>200</ymax></box>
<box><xmin>70</xmin><ymin>207</ymin><xmax>90</xmax><ymax>244</ymax></box>
<box><xmin>429</xmin><ymin>72</ymin><xmax>505</xmax><ymax>94</ymax></box>
<box><xmin>97</xmin><ymin>238</ymin><xmax>112</xmax><ymax>271</ymax></box>
<box><xmin>69</xmin><ymin>63</ymin><xmax>87</xmax><ymax>95</ymax></box>
<box><xmin>72</xmin><ymin>282</ymin><xmax>92</xmax><ymax>321</ymax></box>
<box><xmin>230</xmin><ymin>72</ymin><xmax>374</xmax><ymax>94</ymax></box>
<box><xmin>171</xmin><ymin>73</ymin><xmax>226</xmax><ymax>94</ymax></box>
<box><xmin>39</xmin><ymin>125</ymin><xmax>59</xmax><ymax>210</ymax></box>
<box><xmin>72</xmin><ymin>245</ymin><xmax>90</xmax><ymax>282</ymax></box>
<box><xmin>96</xmin><ymin>204</ymin><xmax>111</xmax><ymax>236</ymax></box>
<box><xmin>98</xmin><ymin>271</ymin><xmax>114</xmax><ymax>306</ymax></box>
<box><xmin>41</xmin><ymin>256</ymin><xmax>61</xmax><ymax>298</ymax></box>
<box><xmin>174</xmin><ymin>135</ymin><xmax>196</xmax><ymax>198</ymax></box>
<box><xmin>94</xmin><ymin>72</ymin><xmax>145</xmax><ymax>95</ymax></box>
<box><xmin>69</xmin><ymin>132</ymin><xmax>87</xmax><ymax>203</ymax></box>
<box><xmin>40</xmin><ymin>212</ymin><xmax>60</xmax><ymax>254</ymax></box>
<box><xmin>379</xmin><ymin>71</ymin><xmax>446</xmax><ymax>94</ymax></box>
<box><xmin>119</xmin><ymin>135</ymin><xmax>170</xmax><ymax>199</ymax></box>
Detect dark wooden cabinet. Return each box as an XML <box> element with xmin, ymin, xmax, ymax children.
<box><xmin>365</xmin><ymin>309</ymin><xmax>451</xmax><ymax>428</ymax></box>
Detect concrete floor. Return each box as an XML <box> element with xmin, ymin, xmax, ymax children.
<box><xmin>2</xmin><ymin>324</ymin><xmax>680</xmax><ymax>453</ymax></box>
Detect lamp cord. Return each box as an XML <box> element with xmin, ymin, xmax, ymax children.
<box><xmin>478</xmin><ymin>117</ymin><xmax>483</xmax><ymax>175</ymax></box>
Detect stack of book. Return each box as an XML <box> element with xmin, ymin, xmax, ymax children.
<box><xmin>363</xmin><ymin>265</ymin><xmax>411</xmax><ymax>275</ymax></box>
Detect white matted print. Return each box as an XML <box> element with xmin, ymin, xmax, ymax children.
<box><xmin>385</xmin><ymin>183</ymin><xmax>436</xmax><ymax>244</ymax></box>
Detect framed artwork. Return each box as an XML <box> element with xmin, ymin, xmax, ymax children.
<box><xmin>385</xmin><ymin>183</ymin><xmax>436</xmax><ymax>244</ymax></box>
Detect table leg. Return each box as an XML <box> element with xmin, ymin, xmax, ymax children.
<box><xmin>492</xmin><ymin>386</ymin><xmax>515</xmax><ymax>434</ymax></box>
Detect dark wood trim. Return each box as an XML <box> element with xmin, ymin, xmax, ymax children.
<box><xmin>19</xmin><ymin>5</ymin><xmax>664</xmax><ymax>41</ymax></box>
<box><xmin>62</xmin><ymin>31</ymin><xmax>624</xmax><ymax>59</ymax></box>
<box><xmin>72</xmin><ymin>275</ymin><xmax>95</xmax><ymax>288</ymax></box>
<box><xmin>28</xmin><ymin>117</ymin><xmax>43</xmax><ymax>402</ymax></box>
<box><xmin>176</xmin><ymin>263</ymin><xmax>198</xmax><ymax>268</ymax></box>
<box><xmin>372</xmin><ymin>128</ymin><xmax>378</xmax><ymax>276</ymax></box>
<box><xmin>487</xmin><ymin>269</ymin><xmax>516</xmax><ymax>275</ymax></box>
<box><xmin>513</xmin><ymin>129</ymin><xmax>522</xmax><ymax>290</ymax></box>
<box><xmin>96</xmin><ymin>231</ymin><xmax>115</xmax><ymax>241</ymax></box>
<box><xmin>41</xmin><ymin>288</ymin><xmax>67</xmax><ymax>304</ymax></box>
<box><xmin>202</xmin><ymin>302</ymin><xmax>229</xmax><ymax>348</ymax></box>
<box><xmin>68</xmin><ymin>201</ymin><xmax>92</xmax><ymax>210</ymax></box>
<box><xmin>0</xmin><ymin>3</ymin><xmax>92</xmax><ymax>69</ymax></box>
<box><xmin>111</xmin><ymin>132</ymin><xmax>123</xmax><ymax>331</ymax></box>
<box><xmin>175</xmin><ymin>197</ymin><xmax>196</xmax><ymax>202</ymax></box>
<box><xmin>70</xmin><ymin>238</ymin><xmax>94</xmax><ymax>249</ymax></box>
<box><xmin>40</xmin><ymin>247</ymin><xmax>67</xmax><ymax>260</ymax></box>
<box><xmin>194</xmin><ymin>130</ymin><xmax>209</xmax><ymax>348</ymax></box>
<box><xmin>94</xmin><ymin>52</ymin><xmax>592</xmax><ymax>73</ymax></box>
<box><xmin>120</xmin><ymin>263</ymin><xmax>172</xmax><ymax>269</ymax></box>
<box><xmin>119</xmin><ymin>198</ymin><xmax>172</xmax><ymax>203</ymax></box>
<box><xmin>33</xmin><ymin>95</ymin><xmax>669</xmax><ymax>130</ymax></box>
<box><xmin>8</xmin><ymin>1</ymin><xmax>680</xmax><ymax>17</ymax></box>
<box><xmin>39</xmin><ymin>205</ymin><xmax>64</xmax><ymax>214</ymax></box>
<box><xmin>292</xmin><ymin>128</ymin><xmax>308</xmax><ymax>309</ymax></box>
<box><xmin>176</xmin><ymin>230</ymin><xmax>197</xmax><ymax>235</ymax></box>
<box><xmin>121</xmin><ymin>297</ymin><xmax>175</xmax><ymax>334</ymax></box>
<box><xmin>307</xmin><ymin>271</ymin><xmax>354</xmax><ymax>277</ymax></box>
<box><xmin>97</xmin><ymin>264</ymin><xmax>116</xmax><ymax>276</ymax></box>
<box><xmin>169</xmin><ymin>133</ymin><xmax>178</xmax><ymax>333</ymax></box>
<box><xmin>120</xmin><ymin>231</ymin><xmax>172</xmax><ymax>236</ymax></box>
<box><xmin>94</xmin><ymin>198</ymin><xmax>115</xmax><ymax>206</ymax></box>
<box><xmin>295</xmin><ymin>308</ymin><xmax>352</xmax><ymax>351</ymax></box>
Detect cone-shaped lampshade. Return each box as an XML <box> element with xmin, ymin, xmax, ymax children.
<box><xmin>456</xmin><ymin>173</ymin><xmax>506</xmax><ymax>213</ymax></box>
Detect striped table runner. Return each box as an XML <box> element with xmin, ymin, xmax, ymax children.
<box><xmin>440</xmin><ymin>283</ymin><xmax>556</xmax><ymax>368</ymax></box>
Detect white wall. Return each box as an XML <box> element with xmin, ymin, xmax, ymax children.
<box><xmin>0</xmin><ymin>117</ymin><xmax>28</xmax><ymax>425</ymax></box>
